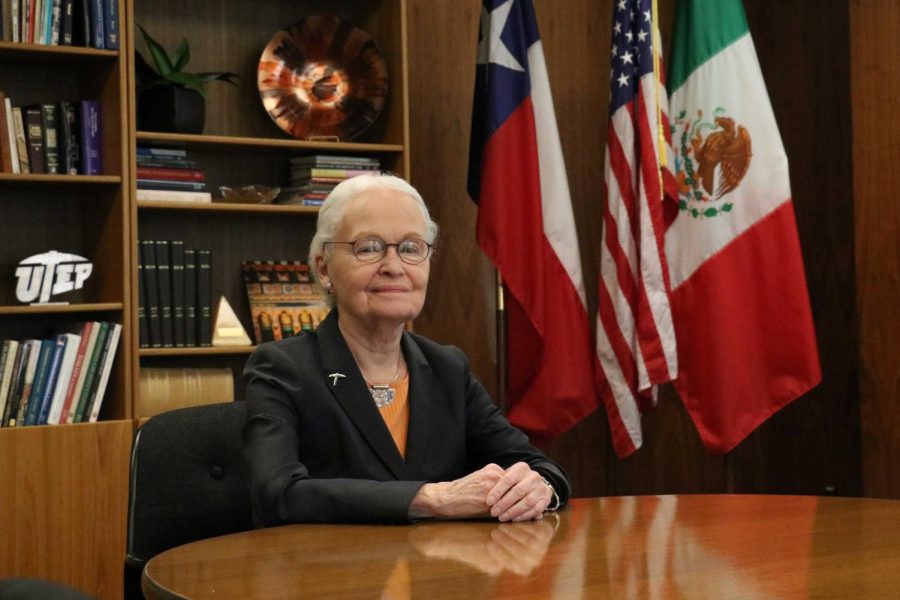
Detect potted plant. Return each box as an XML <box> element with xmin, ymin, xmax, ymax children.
<box><xmin>136</xmin><ymin>26</ymin><xmax>239</xmax><ymax>134</ymax></box>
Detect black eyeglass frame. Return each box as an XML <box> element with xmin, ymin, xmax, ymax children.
<box><xmin>323</xmin><ymin>237</ymin><xmax>433</xmax><ymax>265</ymax></box>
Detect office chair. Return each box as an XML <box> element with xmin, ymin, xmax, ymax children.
<box><xmin>125</xmin><ymin>401</ymin><xmax>253</xmax><ymax>599</ymax></box>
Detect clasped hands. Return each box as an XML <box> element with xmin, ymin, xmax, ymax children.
<box><xmin>409</xmin><ymin>462</ymin><xmax>554</xmax><ymax>522</ymax></box>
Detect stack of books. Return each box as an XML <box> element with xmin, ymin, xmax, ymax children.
<box><xmin>0</xmin><ymin>321</ymin><xmax>123</xmax><ymax>428</ymax></box>
<box><xmin>0</xmin><ymin>93</ymin><xmax>101</xmax><ymax>175</ymax></box>
<box><xmin>136</xmin><ymin>146</ymin><xmax>211</xmax><ymax>203</ymax></box>
<box><xmin>0</xmin><ymin>0</ymin><xmax>119</xmax><ymax>49</ymax></box>
<box><xmin>277</xmin><ymin>154</ymin><xmax>381</xmax><ymax>206</ymax></box>
<box><xmin>138</xmin><ymin>239</ymin><xmax>214</xmax><ymax>348</ymax></box>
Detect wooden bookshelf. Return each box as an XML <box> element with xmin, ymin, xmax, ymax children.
<box><xmin>129</xmin><ymin>0</ymin><xmax>410</xmax><ymax>406</ymax></box>
<box><xmin>0</xmin><ymin>1</ymin><xmax>133</xmax><ymax>596</ymax></box>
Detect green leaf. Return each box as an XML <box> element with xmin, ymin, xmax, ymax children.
<box><xmin>694</xmin><ymin>190</ymin><xmax>703</xmax><ymax>200</ymax></box>
<box><xmin>722</xmin><ymin>203</ymin><xmax>734</xmax><ymax>212</ymax></box>
<box><xmin>165</xmin><ymin>72</ymin><xmax>208</xmax><ymax>96</ymax></box>
<box><xmin>703</xmin><ymin>208</ymin><xmax>718</xmax><ymax>217</ymax></box>
<box><xmin>197</xmin><ymin>72</ymin><xmax>240</xmax><ymax>86</ymax></box>
<box><xmin>691</xmin><ymin>209</ymin><xmax>699</xmax><ymax>218</ymax></box>
<box><xmin>172</xmin><ymin>38</ymin><xmax>191</xmax><ymax>72</ymax></box>
<box><xmin>679</xmin><ymin>199</ymin><xmax>688</xmax><ymax>209</ymax></box>
<box><xmin>138</xmin><ymin>24</ymin><xmax>175</xmax><ymax>77</ymax></box>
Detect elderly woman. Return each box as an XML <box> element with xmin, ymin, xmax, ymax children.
<box><xmin>243</xmin><ymin>173</ymin><xmax>570</xmax><ymax>524</ymax></box>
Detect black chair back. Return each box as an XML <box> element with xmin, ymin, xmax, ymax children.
<box><xmin>125</xmin><ymin>401</ymin><xmax>252</xmax><ymax>598</ymax></box>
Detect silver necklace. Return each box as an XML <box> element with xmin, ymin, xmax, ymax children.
<box><xmin>366</xmin><ymin>362</ymin><xmax>403</xmax><ymax>408</ymax></box>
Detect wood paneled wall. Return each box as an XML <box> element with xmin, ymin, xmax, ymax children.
<box><xmin>406</xmin><ymin>0</ymin><xmax>887</xmax><ymax>497</ymax></box>
<box><xmin>851</xmin><ymin>1</ymin><xmax>900</xmax><ymax>499</ymax></box>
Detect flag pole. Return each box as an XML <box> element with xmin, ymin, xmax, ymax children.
<box><xmin>652</xmin><ymin>0</ymin><xmax>667</xmax><ymax>179</ymax></box>
<box><xmin>495</xmin><ymin>270</ymin><xmax>507</xmax><ymax>413</ymax></box>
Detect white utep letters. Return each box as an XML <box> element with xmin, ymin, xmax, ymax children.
<box><xmin>15</xmin><ymin>251</ymin><xmax>93</xmax><ymax>304</ymax></box>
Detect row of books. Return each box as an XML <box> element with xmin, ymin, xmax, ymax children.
<box><xmin>242</xmin><ymin>260</ymin><xmax>329</xmax><ymax>344</ymax></box>
<box><xmin>0</xmin><ymin>320</ymin><xmax>122</xmax><ymax>428</ymax></box>
<box><xmin>0</xmin><ymin>92</ymin><xmax>101</xmax><ymax>174</ymax></box>
<box><xmin>0</xmin><ymin>0</ymin><xmax>118</xmax><ymax>49</ymax></box>
<box><xmin>136</xmin><ymin>145</ymin><xmax>211</xmax><ymax>203</ymax></box>
<box><xmin>138</xmin><ymin>239</ymin><xmax>213</xmax><ymax>348</ymax></box>
<box><xmin>277</xmin><ymin>154</ymin><xmax>381</xmax><ymax>206</ymax></box>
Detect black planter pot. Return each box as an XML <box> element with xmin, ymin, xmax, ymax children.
<box><xmin>137</xmin><ymin>86</ymin><xmax>205</xmax><ymax>134</ymax></box>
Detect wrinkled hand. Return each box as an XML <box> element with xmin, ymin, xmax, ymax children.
<box><xmin>485</xmin><ymin>462</ymin><xmax>553</xmax><ymax>522</ymax></box>
<box><xmin>409</xmin><ymin>462</ymin><xmax>553</xmax><ymax>522</ymax></box>
<box><xmin>409</xmin><ymin>463</ymin><xmax>505</xmax><ymax>519</ymax></box>
<box><xmin>409</xmin><ymin>519</ymin><xmax>556</xmax><ymax>576</ymax></box>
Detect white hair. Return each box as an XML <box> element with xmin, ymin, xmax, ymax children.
<box><xmin>308</xmin><ymin>173</ymin><xmax>439</xmax><ymax>303</ymax></box>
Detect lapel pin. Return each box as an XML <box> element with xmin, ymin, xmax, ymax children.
<box><xmin>328</xmin><ymin>373</ymin><xmax>346</xmax><ymax>386</ymax></box>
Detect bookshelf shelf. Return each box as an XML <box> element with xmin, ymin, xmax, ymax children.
<box><xmin>0</xmin><ymin>174</ymin><xmax>122</xmax><ymax>185</ymax></box>
<box><xmin>140</xmin><ymin>346</ymin><xmax>256</xmax><ymax>357</ymax></box>
<box><xmin>135</xmin><ymin>131</ymin><xmax>405</xmax><ymax>155</ymax></box>
<box><xmin>0</xmin><ymin>303</ymin><xmax>124</xmax><ymax>315</ymax></box>
<box><xmin>137</xmin><ymin>200</ymin><xmax>319</xmax><ymax>215</ymax></box>
<box><xmin>0</xmin><ymin>41</ymin><xmax>119</xmax><ymax>62</ymax></box>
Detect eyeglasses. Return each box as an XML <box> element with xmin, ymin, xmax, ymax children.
<box><xmin>324</xmin><ymin>237</ymin><xmax>433</xmax><ymax>265</ymax></box>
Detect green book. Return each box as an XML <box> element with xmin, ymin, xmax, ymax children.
<box><xmin>73</xmin><ymin>321</ymin><xmax>110</xmax><ymax>423</ymax></box>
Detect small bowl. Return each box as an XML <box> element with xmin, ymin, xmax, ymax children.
<box><xmin>218</xmin><ymin>185</ymin><xmax>281</xmax><ymax>204</ymax></box>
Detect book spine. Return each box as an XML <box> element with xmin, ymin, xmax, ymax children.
<box><xmin>137</xmin><ymin>245</ymin><xmax>148</xmax><ymax>347</ymax></box>
<box><xmin>87</xmin><ymin>0</ymin><xmax>101</xmax><ymax>48</ymax></box>
<box><xmin>184</xmin><ymin>249</ymin><xmax>197</xmax><ymax>347</ymax></box>
<box><xmin>49</xmin><ymin>0</ymin><xmax>60</xmax><ymax>44</ymax></box>
<box><xmin>23</xmin><ymin>339</ymin><xmax>54</xmax><ymax>426</ymax></box>
<box><xmin>140</xmin><ymin>240</ymin><xmax>161</xmax><ymax>348</ymax></box>
<box><xmin>13</xmin><ymin>340</ymin><xmax>40</xmax><ymax>426</ymax></box>
<box><xmin>4</xmin><ymin>97</ymin><xmax>20</xmax><ymax>173</ymax></box>
<box><xmin>65</xmin><ymin>321</ymin><xmax>98</xmax><ymax>423</ymax></box>
<box><xmin>46</xmin><ymin>332</ymin><xmax>80</xmax><ymax>424</ymax></box>
<box><xmin>10</xmin><ymin>0</ymin><xmax>19</xmax><ymax>43</ymax></box>
<box><xmin>135</xmin><ymin>166</ymin><xmax>205</xmax><ymax>181</ymax></box>
<box><xmin>40</xmin><ymin>102</ymin><xmax>59</xmax><ymax>174</ymax></box>
<box><xmin>58</xmin><ymin>100</ymin><xmax>79</xmax><ymax>174</ymax></box>
<box><xmin>33</xmin><ymin>0</ymin><xmax>42</xmax><ymax>44</ymax></box>
<box><xmin>2</xmin><ymin>342</ymin><xmax>26</xmax><ymax>427</ymax></box>
<box><xmin>60</xmin><ymin>0</ymin><xmax>73</xmax><ymax>45</ymax></box>
<box><xmin>23</xmin><ymin>105</ymin><xmax>45</xmax><ymax>173</ymax></box>
<box><xmin>73</xmin><ymin>320</ymin><xmax>107</xmax><ymax>423</ymax></box>
<box><xmin>87</xmin><ymin>322</ymin><xmax>120</xmax><ymax>422</ymax></box>
<box><xmin>78</xmin><ymin>99</ymin><xmax>100</xmax><ymax>174</ymax></box>
<box><xmin>12</xmin><ymin>106</ymin><xmax>29</xmax><ymax>174</ymax></box>
<box><xmin>75</xmin><ymin>0</ymin><xmax>88</xmax><ymax>46</ymax></box>
<box><xmin>0</xmin><ymin>93</ymin><xmax>12</xmax><ymax>173</ymax></box>
<box><xmin>169</xmin><ymin>240</ymin><xmax>186</xmax><ymax>347</ymax></box>
<box><xmin>155</xmin><ymin>240</ymin><xmax>174</xmax><ymax>348</ymax></box>
<box><xmin>58</xmin><ymin>322</ymin><xmax>91</xmax><ymax>423</ymax></box>
<box><xmin>136</xmin><ymin>146</ymin><xmax>187</xmax><ymax>159</ymax></box>
<box><xmin>0</xmin><ymin>341</ymin><xmax>13</xmax><ymax>427</ymax></box>
<box><xmin>135</xmin><ymin>189</ymin><xmax>212</xmax><ymax>203</ymax></box>
<box><xmin>136</xmin><ymin>179</ymin><xmax>206</xmax><ymax>191</ymax></box>
<box><xmin>36</xmin><ymin>334</ymin><xmax>67</xmax><ymax>424</ymax></box>
<box><xmin>101</xmin><ymin>0</ymin><xmax>115</xmax><ymax>49</ymax></box>
<box><xmin>197</xmin><ymin>249</ymin><xmax>212</xmax><ymax>346</ymax></box>
<box><xmin>26</xmin><ymin>0</ymin><xmax>34</xmax><ymax>44</ymax></box>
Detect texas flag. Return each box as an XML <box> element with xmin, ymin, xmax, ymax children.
<box><xmin>468</xmin><ymin>0</ymin><xmax>599</xmax><ymax>441</ymax></box>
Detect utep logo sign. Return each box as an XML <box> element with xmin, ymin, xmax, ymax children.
<box><xmin>15</xmin><ymin>251</ymin><xmax>93</xmax><ymax>304</ymax></box>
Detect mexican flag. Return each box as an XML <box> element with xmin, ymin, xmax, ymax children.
<box><xmin>666</xmin><ymin>0</ymin><xmax>821</xmax><ymax>453</ymax></box>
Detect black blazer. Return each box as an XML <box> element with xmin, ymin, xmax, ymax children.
<box><xmin>243</xmin><ymin>310</ymin><xmax>571</xmax><ymax>525</ymax></box>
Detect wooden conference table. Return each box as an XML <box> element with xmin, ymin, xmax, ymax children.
<box><xmin>143</xmin><ymin>495</ymin><xmax>900</xmax><ymax>599</ymax></box>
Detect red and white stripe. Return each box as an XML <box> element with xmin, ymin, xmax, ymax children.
<box><xmin>596</xmin><ymin>67</ymin><xmax>678</xmax><ymax>457</ymax></box>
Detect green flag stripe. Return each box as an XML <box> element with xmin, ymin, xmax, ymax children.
<box><xmin>667</xmin><ymin>0</ymin><xmax>750</xmax><ymax>92</ymax></box>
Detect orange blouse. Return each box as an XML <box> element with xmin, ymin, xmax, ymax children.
<box><xmin>376</xmin><ymin>376</ymin><xmax>410</xmax><ymax>457</ymax></box>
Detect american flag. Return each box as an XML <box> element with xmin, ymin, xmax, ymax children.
<box><xmin>596</xmin><ymin>0</ymin><xmax>678</xmax><ymax>456</ymax></box>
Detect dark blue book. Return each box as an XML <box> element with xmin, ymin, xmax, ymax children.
<box><xmin>103</xmin><ymin>0</ymin><xmax>118</xmax><ymax>49</ymax></box>
<box><xmin>155</xmin><ymin>240</ymin><xmax>174</xmax><ymax>348</ymax></box>
<box><xmin>183</xmin><ymin>249</ymin><xmax>197</xmax><ymax>347</ymax></box>
<box><xmin>36</xmin><ymin>335</ymin><xmax>69</xmax><ymax>425</ymax></box>
<box><xmin>24</xmin><ymin>339</ymin><xmax>55</xmax><ymax>426</ymax></box>
<box><xmin>136</xmin><ymin>146</ymin><xmax>187</xmax><ymax>159</ymax></box>
<box><xmin>89</xmin><ymin>0</ymin><xmax>104</xmax><ymax>48</ymax></box>
<box><xmin>78</xmin><ymin>100</ymin><xmax>101</xmax><ymax>175</ymax></box>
